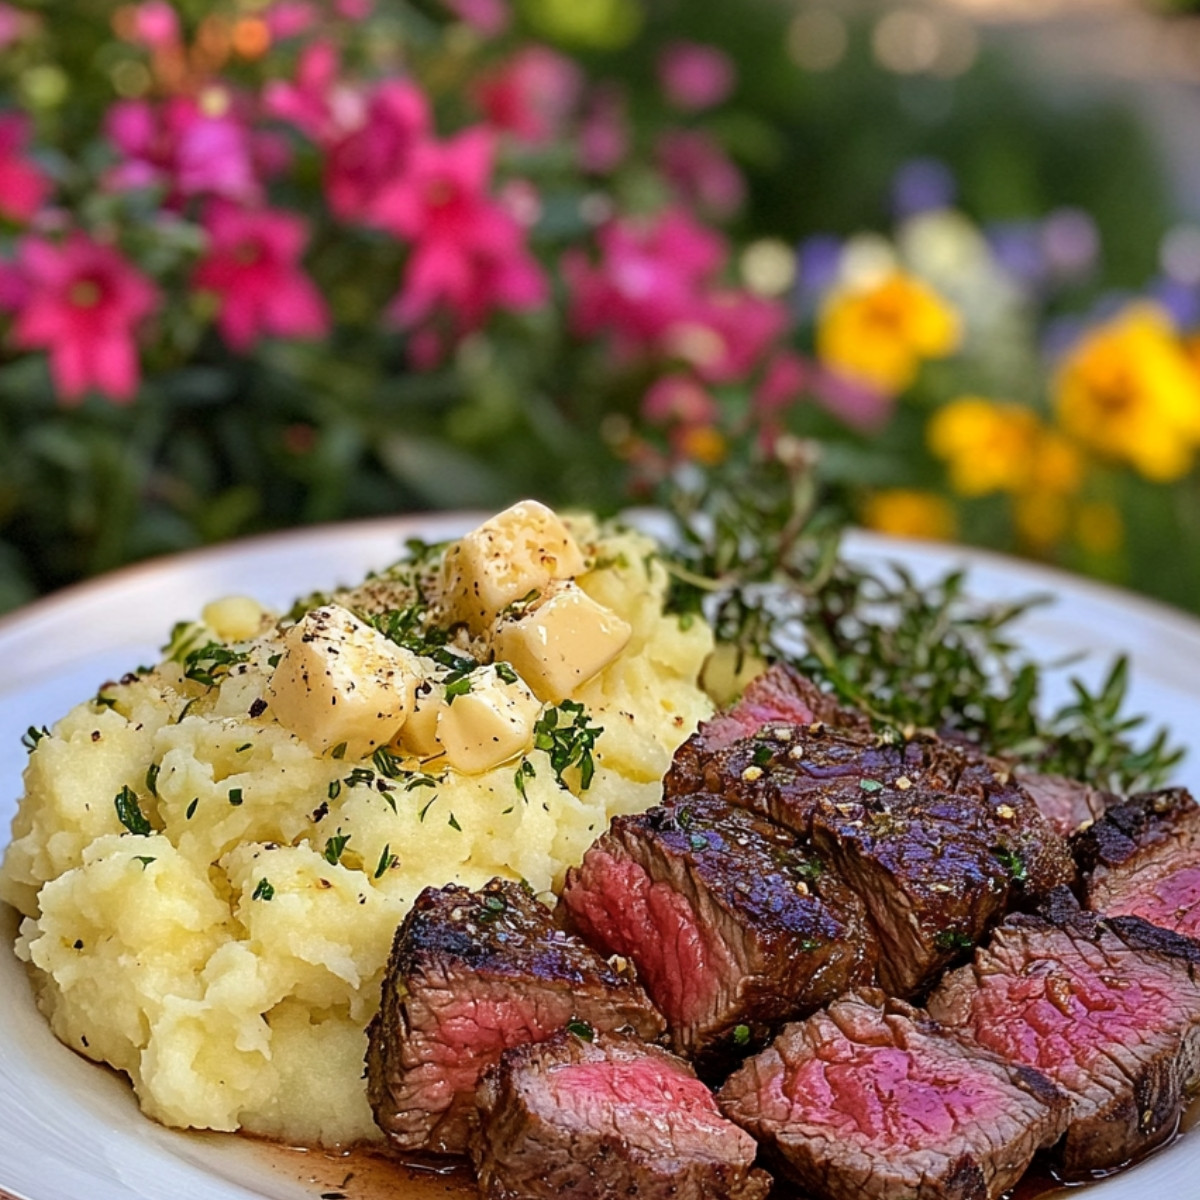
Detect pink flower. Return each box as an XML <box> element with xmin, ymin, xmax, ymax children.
<box><xmin>475</xmin><ymin>47</ymin><xmax>582</xmax><ymax>146</ymax></box>
<box><xmin>563</xmin><ymin>208</ymin><xmax>727</xmax><ymax>356</ymax></box>
<box><xmin>325</xmin><ymin>80</ymin><xmax>430</xmax><ymax>226</ymax></box>
<box><xmin>657</xmin><ymin>130</ymin><xmax>744</xmax><ymax>219</ymax></box>
<box><xmin>335</xmin><ymin>0</ymin><xmax>373</xmax><ymax>18</ymax></box>
<box><xmin>0</xmin><ymin>3</ymin><xmax>32</xmax><ymax>51</ymax></box>
<box><xmin>642</xmin><ymin>374</ymin><xmax>720</xmax><ymax>427</ymax></box>
<box><xmin>263</xmin><ymin>1</ymin><xmax>319</xmax><ymax>40</ymax></box>
<box><xmin>264</xmin><ymin>39</ymin><xmax>356</xmax><ymax>144</ymax></box>
<box><xmin>105</xmin><ymin>95</ymin><xmax>260</xmax><ymax>206</ymax></box>
<box><xmin>193</xmin><ymin>202</ymin><xmax>329</xmax><ymax>351</ymax></box>
<box><xmin>2</xmin><ymin>233</ymin><xmax>158</xmax><ymax>403</ymax></box>
<box><xmin>444</xmin><ymin>0</ymin><xmax>510</xmax><ymax>35</ymax></box>
<box><xmin>382</xmin><ymin>128</ymin><xmax>546</xmax><ymax>336</ymax></box>
<box><xmin>578</xmin><ymin>85</ymin><xmax>628</xmax><ymax>174</ymax></box>
<box><xmin>657</xmin><ymin>41</ymin><xmax>735</xmax><ymax>112</ymax></box>
<box><xmin>122</xmin><ymin>0</ymin><xmax>181</xmax><ymax>51</ymax></box>
<box><xmin>0</xmin><ymin>113</ymin><xmax>51</xmax><ymax>223</ymax></box>
<box><xmin>676</xmin><ymin>291</ymin><xmax>787</xmax><ymax>384</ymax></box>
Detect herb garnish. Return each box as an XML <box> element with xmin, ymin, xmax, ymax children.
<box><xmin>179</xmin><ymin>642</ymin><xmax>251</xmax><ymax>688</ymax></box>
<box><xmin>513</xmin><ymin>759</ymin><xmax>536</xmax><ymax>801</ymax></box>
<box><xmin>566</xmin><ymin>1019</ymin><xmax>595</xmax><ymax>1042</ymax></box>
<box><xmin>252</xmin><ymin>877</ymin><xmax>275</xmax><ymax>901</ymax></box>
<box><xmin>656</xmin><ymin>445</ymin><xmax>1182</xmax><ymax>793</ymax></box>
<box><xmin>374</xmin><ymin>844</ymin><xmax>395</xmax><ymax>879</ymax></box>
<box><xmin>114</xmin><ymin>785</ymin><xmax>151</xmax><ymax>836</ymax></box>
<box><xmin>533</xmin><ymin>701</ymin><xmax>603</xmax><ymax>791</ymax></box>
<box><xmin>324</xmin><ymin>832</ymin><xmax>350</xmax><ymax>865</ymax></box>
<box><xmin>21</xmin><ymin>725</ymin><xmax>49</xmax><ymax>752</ymax></box>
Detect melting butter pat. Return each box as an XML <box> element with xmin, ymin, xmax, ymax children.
<box><xmin>438</xmin><ymin>500</ymin><xmax>586</xmax><ymax>634</ymax></box>
<box><xmin>492</xmin><ymin>582</ymin><xmax>631</xmax><ymax>703</ymax></box>
<box><xmin>397</xmin><ymin>679</ymin><xmax>445</xmax><ymax>759</ymax></box>
<box><xmin>267</xmin><ymin>604</ymin><xmax>421</xmax><ymax>758</ymax></box>
<box><xmin>436</xmin><ymin>665</ymin><xmax>542</xmax><ymax>774</ymax></box>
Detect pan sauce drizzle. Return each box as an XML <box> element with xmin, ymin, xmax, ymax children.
<box><xmin>260</xmin><ymin>1098</ymin><xmax>1200</xmax><ymax>1200</ymax></box>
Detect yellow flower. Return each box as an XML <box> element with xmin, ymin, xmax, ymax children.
<box><xmin>860</xmin><ymin>489</ymin><xmax>956</xmax><ymax>541</ymax></box>
<box><xmin>1013</xmin><ymin>491</ymin><xmax>1070</xmax><ymax>552</ymax></box>
<box><xmin>928</xmin><ymin>397</ymin><xmax>1083</xmax><ymax>498</ymax></box>
<box><xmin>1054</xmin><ymin>304</ymin><xmax>1200</xmax><ymax>482</ymax></box>
<box><xmin>817</xmin><ymin>271</ymin><xmax>961</xmax><ymax>395</ymax></box>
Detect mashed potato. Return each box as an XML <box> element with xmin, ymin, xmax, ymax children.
<box><xmin>0</xmin><ymin>505</ymin><xmax>714</xmax><ymax>1146</ymax></box>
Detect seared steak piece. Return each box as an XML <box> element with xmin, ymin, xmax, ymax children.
<box><xmin>668</xmin><ymin>720</ymin><xmax>1075</xmax><ymax>901</ymax></box>
<box><xmin>718</xmin><ymin>990</ymin><xmax>1069</xmax><ymax>1200</ymax></box>
<box><xmin>472</xmin><ymin>1026</ymin><xmax>772</xmax><ymax>1200</ymax></box>
<box><xmin>810</xmin><ymin>790</ymin><xmax>1019</xmax><ymax>997</ymax></box>
<box><xmin>366</xmin><ymin>878</ymin><xmax>665</xmax><ymax>1156</ymax></box>
<box><xmin>559</xmin><ymin>796</ymin><xmax>876</xmax><ymax>1060</ymax></box>
<box><xmin>1016</xmin><ymin>769</ymin><xmax>1116</xmax><ymax>838</ymax></box>
<box><xmin>1074</xmin><ymin>788</ymin><xmax>1200</xmax><ymax>939</ymax></box>
<box><xmin>926</xmin><ymin>890</ymin><xmax>1200</xmax><ymax>1175</ymax></box>
<box><xmin>667</xmin><ymin>664</ymin><xmax>868</xmax><ymax>794</ymax></box>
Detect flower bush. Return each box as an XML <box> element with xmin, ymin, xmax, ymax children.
<box><xmin>0</xmin><ymin>0</ymin><xmax>1198</xmax><ymax>618</ymax></box>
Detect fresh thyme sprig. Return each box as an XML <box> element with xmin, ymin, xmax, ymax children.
<box><xmin>655</xmin><ymin>440</ymin><xmax>1183</xmax><ymax>794</ymax></box>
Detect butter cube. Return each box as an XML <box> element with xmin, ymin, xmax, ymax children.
<box><xmin>438</xmin><ymin>500</ymin><xmax>586</xmax><ymax>634</ymax></box>
<box><xmin>436</xmin><ymin>665</ymin><xmax>541</xmax><ymax>774</ymax></box>
<box><xmin>396</xmin><ymin>679</ymin><xmax>445</xmax><ymax>759</ymax></box>
<box><xmin>492</xmin><ymin>582</ymin><xmax>631</xmax><ymax>703</ymax></box>
<box><xmin>267</xmin><ymin>605</ymin><xmax>420</xmax><ymax>758</ymax></box>
<box><xmin>202</xmin><ymin>595</ymin><xmax>268</xmax><ymax>642</ymax></box>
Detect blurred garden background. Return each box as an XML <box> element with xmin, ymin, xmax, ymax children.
<box><xmin>4</xmin><ymin>0</ymin><xmax>1200</xmax><ymax>616</ymax></box>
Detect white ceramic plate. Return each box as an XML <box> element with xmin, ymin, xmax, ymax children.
<box><xmin>1</xmin><ymin>516</ymin><xmax>1199</xmax><ymax>1200</ymax></box>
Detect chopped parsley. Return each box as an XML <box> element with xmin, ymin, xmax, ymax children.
<box><xmin>374</xmin><ymin>844</ymin><xmax>395</xmax><ymax>879</ymax></box>
<box><xmin>513</xmin><ymin>759</ymin><xmax>536</xmax><ymax>802</ymax></box>
<box><xmin>133</xmin><ymin>855</ymin><xmax>156</xmax><ymax>869</ymax></box>
<box><xmin>566</xmin><ymin>1020</ymin><xmax>594</xmax><ymax>1042</ymax></box>
<box><xmin>145</xmin><ymin>763</ymin><xmax>160</xmax><ymax>797</ymax></box>
<box><xmin>494</xmin><ymin>662</ymin><xmax>519</xmax><ymax>686</ymax></box>
<box><xmin>186</xmin><ymin>797</ymin><xmax>199</xmax><ymax>820</ymax></box>
<box><xmin>330</xmin><ymin>742</ymin><xmax>347</xmax><ymax>761</ymax></box>
<box><xmin>448</xmin><ymin>812</ymin><xmax>461</xmax><ymax>831</ymax></box>
<box><xmin>180</xmin><ymin>642</ymin><xmax>251</xmax><ymax>688</ymax></box>
<box><xmin>228</xmin><ymin>787</ymin><xmax>244</xmax><ymax>806</ymax></box>
<box><xmin>533</xmin><ymin>701</ymin><xmax>603</xmax><ymax>791</ymax></box>
<box><xmin>323</xmin><ymin>832</ymin><xmax>350</xmax><ymax>866</ymax></box>
<box><xmin>444</xmin><ymin>674</ymin><xmax>474</xmax><ymax>703</ymax></box>
<box><xmin>372</xmin><ymin>746</ymin><xmax>405</xmax><ymax>779</ymax></box>
<box><xmin>114</xmin><ymin>786</ymin><xmax>151</xmax><ymax>836</ymax></box>
<box><xmin>992</xmin><ymin>845</ymin><xmax>1028</xmax><ymax>884</ymax></box>
<box><xmin>252</xmin><ymin>878</ymin><xmax>275</xmax><ymax>901</ymax></box>
<box><xmin>732</xmin><ymin>1024</ymin><xmax>751</xmax><ymax>1046</ymax></box>
<box><xmin>21</xmin><ymin>725</ymin><xmax>50</xmax><ymax>753</ymax></box>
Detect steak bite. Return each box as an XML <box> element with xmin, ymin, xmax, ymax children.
<box><xmin>669</xmin><ymin>720</ymin><xmax>1075</xmax><ymax>901</ymax></box>
<box><xmin>471</xmin><ymin>1026</ymin><xmax>772</xmax><ymax>1200</ymax></box>
<box><xmin>926</xmin><ymin>891</ymin><xmax>1200</xmax><ymax>1175</ymax></box>
<box><xmin>1016</xmin><ymin>769</ymin><xmax>1116</xmax><ymax>838</ymax></box>
<box><xmin>1074</xmin><ymin>788</ymin><xmax>1200</xmax><ymax>939</ymax></box>
<box><xmin>366</xmin><ymin>878</ymin><xmax>665</xmax><ymax>1156</ymax></box>
<box><xmin>810</xmin><ymin>790</ymin><xmax>1019</xmax><ymax>997</ymax></box>
<box><xmin>559</xmin><ymin>796</ymin><xmax>876</xmax><ymax>1061</ymax></box>
<box><xmin>717</xmin><ymin>990</ymin><xmax>1069</xmax><ymax>1200</ymax></box>
<box><xmin>667</xmin><ymin>664</ymin><xmax>868</xmax><ymax>794</ymax></box>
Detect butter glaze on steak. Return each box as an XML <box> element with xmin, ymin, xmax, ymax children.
<box><xmin>366</xmin><ymin>878</ymin><xmax>665</xmax><ymax>1156</ymax></box>
<box><xmin>927</xmin><ymin>890</ymin><xmax>1200</xmax><ymax>1175</ymax></box>
<box><xmin>718</xmin><ymin>990</ymin><xmax>1069</xmax><ymax>1200</ymax></box>
<box><xmin>472</xmin><ymin>1027</ymin><xmax>772</xmax><ymax>1200</ymax></box>
<box><xmin>667</xmin><ymin>718</ymin><xmax>1075</xmax><ymax>903</ymax></box>
<box><xmin>559</xmin><ymin>796</ymin><xmax>876</xmax><ymax>1061</ymax></box>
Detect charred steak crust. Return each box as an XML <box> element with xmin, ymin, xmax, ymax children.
<box><xmin>717</xmin><ymin>989</ymin><xmax>1070</xmax><ymax>1200</ymax></box>
<box><xmin>471</xmin><ymin>1027</ymin><xmax>772</xmax><ymax>1200</ymax></box>
<box><xmin>810</xmin><ymin>790</ymin><xmax>1017</xmax><ymax>998</ymax></box>
<box><xmin>926</xmin><ymin>890</ymin><xmax>1200</xmax><ymax>1176</ymax></box>
<box><xmin>366</xmin><ymin>878</ymin><xmax>665</xmax><ymax>1156</ymax></box>
<box><xmin>666</xmin><ymin>721</ymin><xmax>1076</xmax><ymax>902</ymax></box>
<box><xmin>1074</xmin><ymin>788</ymin><xmax>1200</xmax><ymax>938</ymax></box>
<box><xmin>666</xmin><ymin>664</ymin><xmax>869</xmax><ymax>795</ymax></box>
<box><xmin>558</xmin><ymin>796</ymin><xmax>877</xmax><ymax>1061</ymax></box>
